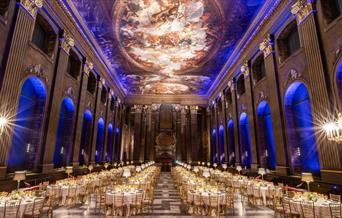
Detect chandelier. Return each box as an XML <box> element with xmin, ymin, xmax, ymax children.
<box><xmin>323</xmin><ymin>113</ymin><xmax>342</xmax><ymax>142</ymax></box>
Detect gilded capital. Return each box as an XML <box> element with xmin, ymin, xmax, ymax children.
<box><xmin>259</xmin><ymin>34</ymin><xmax>273</xmax><ymax>58</ymax></box>
<box><xmin>60</xmin><ymin>32</ymin><xmax>75</xmax><ymax>54</ymax></box>
<box><xmin>291</xmin><ymin>0</ymin><xmax>314</xmax><ymax>24</ymax></box>
<box><xmin>83</xmin><ymin>60</ymin><xmax>93</xmax><ymax>75</ymax></box>
<box><xmin>20</xmin><ymin>0</ymin><xmax>43</xmax><ymax>18</ymax></box>
<box><xmin>241</xmin><ymin>61</ymin><xmax>250</xmax><ymax>78</ymax></box>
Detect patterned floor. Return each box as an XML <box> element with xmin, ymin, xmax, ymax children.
<box><xmin>53</xmin><ymin>172</ymin><xmax>275</xmax><ymax>217</ymax></box>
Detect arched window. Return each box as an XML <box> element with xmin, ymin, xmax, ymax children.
<box><xmin>53</xmin><ymin>98</ymin><xmax>76</xmax><ymax>168</ymax></box>
<box><xmin>252</xmin><ymin>54</ymin><xmax>266</xmax><ymax>83</ymax></box>
<box><xmin>239</xmin><ymin>112</ymin><xmax>252</xmax><ymax>168</ymax></box>
<box><xmin>0</xmin><ymin>0</ymin><xmax>10</xmax><ymax>17</ymax></box>
<box><xmin>106</xmin><ymin>123</ymin><xmax>114</xmax><ymax>162</ymax></box>
<box><xmin>79</xmin><ymin>110</ymin><xmax>92</xmax><ymax>166</ymax></box>
<box><xmin>87</xmin><ymin>72</ymin><xmax>97</xmax><ymax>94</ymax></box>
<box><xmin>336</xmin><ymin>61</ymin><xmax>342</xmax><ymax>106</ymax></box>
<box><xmin>237</xmin><ymin>75</ymin><xmax>245</xmax><ymax>95</ymax></box>
<box><xmin>226</xmin><ymin>90</ymin><xmax>233</xmax><ymax>106</ymax></box>
<box><xmin>101</xmin><ymin>87</ymin><xmax>107</xmax><ymax>104</ymax></box>
<box><xmin>110</xmin><ymin>97</ymin><xmax>115</xmax><ymax>111</ymax></box>
<box><xmin>95</xmin><ymin>118</ymin><xmax>105</xmax><ymax>163</ymax></box>
<box><xmin>218</xmin><ymin>125</ymin><xmax>225</xmax><ymax>163</ymax></box>
<box><xmin>284</xmin><ymin>82</ymin><xmax>320</xmax><ymax>173</ymax></box>
<box><xmin>227</xmin><ymin>120</ymin><xmax>236</xmax><ymax>166</ymax></box>
<box><xmin>257</xmin><ymin>101</ymin><xmax>276</xmax><ymax>170</ymax></box>
<box><xmin>32</xmin><ymin>15</ymin><xmax>56</xmax><ymax>56</ymax></box>
<box><xmin>67</xmin><ymin>50</ymin><xmax>81</xmax><ymax>79</ymax></box>
<box><xmin>277</xmin><ymin>22</ymin><xmax>300</xmax><ymax>62</ymax></box>
<box><xmin>212</xmin><ymin>129</ymin><xmax>217</xmax><ymax>162</ymax></box>
<box><xmin>321</xmin><ymin>0</ymin><xmax>341</xmax><ymax>24</ymax></box>
<box><xmin>114</xmin><ymin>127</ymin><xmax>120</xmax><ymax>161</ymax></box>
<box><xmin>7</xmin><ymin>76</ymin><xmax>47</xmax><ymax>173</ymax></box>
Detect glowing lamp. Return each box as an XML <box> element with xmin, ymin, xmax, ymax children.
<box><xmin>236</xmin><ymin>165</ymin><xmax>242</xmax><ymax>174</ymax></box>
<box><xmin>13</xmin><ymin>171</ymin><xmax>26</xmax><ymax>190</ymax></box>
<box><xmin>193</xmin><ymin>167</ymin><xmax>199</xmax><ymax>173</ymax></box>
<box><xmin>0</xmin><ymin>116</ymin><xmax>8</xmax><ymax>134</ymax></box>
<box><xmin>301</xmin><ymin>173</ymin><xmax>314</xmax><ymax>192</ymax></box>
<box><xmin>65</xmin><ymin>166</ymin><xmax>73</xmax><ymax>177</ymax></box>
<box><xmin>258</xmin><ymin>168</ymin><xmax>266</xmax><ymax>180</ymax></box>
<box><xmin>213</xmin><ymin>163</ymin><xmax>217</xmax><ymax>168</ymax></box>
<box><xmin>207</xmin><ymin>162</ymin><xmax>211</xmax><ymax>167</ymax></box>
<box><xmin>123</xmin><ymin>168</ymin><xmax>131</xmax><ymax>178</ymax></box>
<box><xmin>202</xmin><ymin>169</ymin><xmax>210</xmax><ymax>179</ymax></box>
<box><xmin>88</xmin><ymin>164</ymin><xmax>93</xmax><ymax>173</ymax></box>
<box><xmin>136</xmin><ymin>166</ymin><xmax>142</xmax><ymax>173</ymax></box>
<box><xmin>222</xmin><ymin>164</ymin><xmax>227</xmax><ymax>170</ymax></box>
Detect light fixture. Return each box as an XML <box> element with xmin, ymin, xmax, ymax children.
<box><xmin>0</xmin><ymin>116</ymin><xmax>8</xmax><ymax>134</ymax></box>
<box><xmin>301</xmin><ymin>172</ymin><xmax>314</xmax><ymax>192</ymax></box>
<box><xmin>222</xmin><ymin>164</ymin><xmax>227</xmax><ymax>170</ymax></box>
<box><xmin>323</xmin><ymin>113</ymin><xmax>342</xmax><ymax>142</ymax></box>
<box><xmin>202</xmin><ymin>169</ymin><xmax>210</xmax><ymax>179</ymax></box>
<box><xmin>136</xmin><ymin>166</ymin><xmax>142</xmax><ymax>173</ymax></box>
<box><xmin>104</xmin><ymin>162</ymin><xmax>109</xmax><ymax>170</ymax></box>
<box><xmin>122</xmin><ymin>168</ymin><xmax>131</xmax><ymax>178</ymax></box>
<box><xmin>213</xmin><ymin>163</ymin><xmax>217</xmax><ymax>168</ymax></box>
<box><xmin>13</xmin><ymin>171</ymin><xmax>26</xmax><ymax>190</ymax></box>
<box><xmin>258</xmin><ymin>168</ymin><xmax>266</xmax><ymax>180</ymax></box>
<box><xmin>65</xmin><ymin>166</ymin><xmax>73</xmax><ymax>177</ymax></box>
<box><xmin>236</xmin><ymin>165</ymin><xmax>242</xmax><ymax>175</ymax></box>
<box><xmin>88</xmin><ymin>164</ymin><xmax>93</xmax><ymax>173</ymax></box>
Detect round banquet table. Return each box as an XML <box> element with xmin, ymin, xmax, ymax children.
<box><xmin>289</xmin><ymin>199</ymin><xmax>341</xmax><ymax>217</ymax></box>
<box><xmin>105</xmin><ymin>191</ymin><xmax>139</xmax><ymax>216</ymax></box>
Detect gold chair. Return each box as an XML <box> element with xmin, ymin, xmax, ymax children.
<box><xmin>252</xmin><ymin>186</ymin><xmax>263</xmax><ymax>205</ymax></box>
<box><xmin>330</xmin><ymin>194</ymin><xmax>341</xmax><ymax>202</ymax></box>
<box><xmin>94</xmin><ymin>189</ymin><xmax>106</xmax><ymax>214</ymax></box>
<box><xmin>208</xmin><ymin>194</ymin><xmax>220</xmax><ymax>217</ymax></box>
<box><xmin>40</xmin><ymin>195</ymin><xmax>55</xmax><ymax>218</ymax></box>
<box><xmin>3</xmin><ymin>200</ymin><xmax>21</xmax><ymax>218</ymax></box>
<box><xmin>23</xmin><ymin>197</ymin><xmax>45</xmax><ymax>218</ymax></box>
<box><xmin>132</xmin><ymin>191</ymin><xmax>144</xmax><ymax>215</ymax></box>
<box><xmin>329</xmin><ymin>202</ymin><xmax>342</xmax><ymax>218</ymax></box>
<box><xmin>193</xmin><ymin>193</ymin><xmax>203</xmax><ymax>216</ymax></box>
<box><xmin>300</xmin><ymin>201</ymin><xmax>315</xmax><ymax>218</ymax></box>
<box><xmin>112</xmin><ymin>193</ymin><xmax>124</xmax><ymax>216</ymax></box>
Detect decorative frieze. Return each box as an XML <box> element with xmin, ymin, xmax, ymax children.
<box><xmin>83</xmin><ymin>60</ymin><xmax>93</xmax><ymax>75</ymax></box>
<box><xmin>241</xmin><ymin>61</ymin><xmax>250</xmax><ymax>78</ymax></box>
<box><xmin>259</xmin><ymin>34</ymin><xmax>274</xmax><ymax>58</ymax></box>
<box><xmin>60</xmin><ymin>32</ymin><xmax>75</xmax><ymax>54</ymax></box>
<box><xmin>99</xmin><ymin>78</ymin><xmax>106</xmax><ymax>88</ymax></box>
<box><xmin>20</xmin><ymin>0</ymin><xmax>43</xmax><ymax>18</ymax></box>
<box><xmin>24</xmin><ymin>64</ymin><xmax>48</xmax><ymax>84</ymax></box>
<box><xmin>291</xmin><ymin>0</ymin><xmax>314</xmax><ymax>24</ymax></box>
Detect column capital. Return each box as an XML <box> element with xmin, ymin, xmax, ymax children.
<box><xmin>60</xmin><ymin>32</ymin><xmax>75</xmax><ymax>54</ymax></box>
<box><xmin>99</xmin><ymin>78</ymin><xmax>106</xmax><ymax>88</ymax></box>
<box><xmin>259</xmin><ymin>34</ymin><xmax>274</xmax><ymax>58</ymax></box>
<box><xmin>83</xmin><ymin>60</ymin><xmax>93</xmax><ymax>75</ymax></box>
<box><xmin>190</xmin><ymin>105</ymin><xmax>199</xmax><ymax>113</ymax></box>
<box><xmin>291</xmin><ymin>0</ymin><xmax>315</xmax><ymax>24</ymax></box>
<box><xmin>133</xmin><ymin>105</ymin><xmax>143</xmax><ymax>113</ymax></box>
<box><xmin>240</xmin><ymin>61</ymin><xmax>250</xmax><ymax>78</ymax></box>
<box><xmin>19</xmin><ymin>0</ymin><xmax>43</xmax><ymax>18</ymax></box>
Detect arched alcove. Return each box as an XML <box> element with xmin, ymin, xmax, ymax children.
<box><xmin>227</xmin><ymin>120</ymin><xmax>236</xmax><ymax>166</ymax></box>
<box><xmin>212</xmin><ymin>129</ymin><xmax>217</xmax><ymax>162</ymax></box>
<box><xmin>95</xmin><ymin>118</ymin><xmax>105</xmax><ymax>163</ymax></box>
<box><xmin>218</xmin><ymin>125</ymin><xmax>225</xmax><ymax>163</ymax></box>
<box><xmin>8</xmin><ymin>76</ymin><xmax>47</xmax><ymax>173</ymax></box>
<box><xmin>239</xmin><ymin>112</ymin><xmax>252</xmax><ymax>168</ymax></box>
<box><xmin>336</xmin><ymin>61</ymin><xmax>342</xmax><ymax>106</ymax></box>
<box><xmin>106</xmin><ymin>123</ymin><xmax>114</xmax><ymax>162</ymax></box>
<box><xmin>257</xmin><ymin>101</ymin><xmax>276</xmax><ymax>170</ymax></box>
<box><xmin>53</xmin><ymin>97</ymin><xmax>75</xmax><ymax>168</ymax></box>
<box><xmin>79</xmin><ymin>110</ymin><xmax>92</xmax><ymax>166</ymax></box>
<box><xmin>284</xmin><ymin>82</ymin><xmax>320</xmax><ymax>173</ymax></box>
<box><xmin>114</xmin><ymin>127</ymin><xmax>120</xmax><ymax>161</ymax></box>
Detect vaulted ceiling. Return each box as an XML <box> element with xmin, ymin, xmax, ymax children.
<box><xmin>69</xmin><ymin>0</ymin><xmax>265</xmax><ymax>96</ymax></box>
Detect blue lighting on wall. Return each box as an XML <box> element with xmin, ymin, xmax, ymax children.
<box><xmin>239</xmin><ymin>112</ymin><xmax>252</xmax><ymax>168</ymax></box>
<box><xmin>79</xmin><ymin>109</ymin><xmax>92</xmax><ymax>166</ymax></box>
<box><xmin>219</xmin><ymin>125</ymin><xmax>225</xmax><ymax>163</ymax></box>
<box><xmin>285</xmin><ymin>82</ymin><xmax>320</xmax><ymax>173</ymax></box>
<box><xmin>95</xmin><ymin>118</ymin><xmax>105</xmax><ymax>164</ymax></box>
<box><xmin>114</xmin><ymin>127</ymin><xmax>120</xmax><ymax>161</ymax></box>
<box><xmin>54</xmin><ymin>97</ymin><xmax>75</xmax><ymax>168</ymax></box>
<box><xmin>212</xmin><ymin>129</ymin><xmax>217</xmax><ymax>162</ymax></box>
<box><xmin>7</xmin><ymin>76</ymin><xmax>47</xmax><ymax>172</ymax></box>
<box><xmin>257</xmin><ymin>101</ymin><xmax>276</xmax><ymax>170</ymax></box>
<box><xmin>227</xmin><ymin>120</ymin><xmax>236</xmax><ymax>166</ymax></box>
<box><xmin>106</xmin><ymin>123</ymin><xmax>114</xmax><ymax>162</ymax></box>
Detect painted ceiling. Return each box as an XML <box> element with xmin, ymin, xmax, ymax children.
<box><xmin>70</xmin><ymin>0</ymin><xmax>265</xmax><ymax>95</ymax></box>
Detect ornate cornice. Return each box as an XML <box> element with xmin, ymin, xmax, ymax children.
<box><xmin>60</xmin><ymin>32</ymin><xmax>75</xmax><ymax>54</ymax></box>
<box><xmin>291</xmin><ymin>0</ymin><xmax>314</xmax><ymax>24</ymax></box>
<box><xmin>83</xmin><ymin>60</ymin><xmax>93</xmax><ymax>76</ymax></box>
<box><xmin>241</xmin><ymin>61</ymin><xmax>250</xmax><ymax>78</ymax></box>
<box><xmin>259</xmin><ymin>34</ymin><xmax>274</xmax><ymax>58</ymax></box>
<box><xmin>20</xmin><ymin>0</ymin><xmax>43</xmax><ymax>18</ymax></box>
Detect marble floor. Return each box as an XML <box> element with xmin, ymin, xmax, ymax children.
<box><xmin>54</xmin><ymin>172</ymin><xmax>275</xmax><ymax>217</ymax></box>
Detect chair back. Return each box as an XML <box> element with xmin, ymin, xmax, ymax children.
<box><xmin>4</xmin><ymin>200</ymin><xmax>20</xmax><ymax>218</ymax></box>
<box><xmin>209</xmin><ymin>194</ymin><xmax>219</xmax><ymax>207</ymax></box>
<box><xmin>330</xmin><ymin>194</ymin><xmax>341</xmax><ymax>202</ymax></box>
<box><xmin>113</xmin><ymin>193</ymin><xmax>124</xmax><ymax>207</ymax></box>
<box><xmin>329</xmin><ymin>203</ymin><xmax>342</xmax><ymax>218</ymax></box>
<box><xmin>300</xmin><ymin>201</ymin><xmax>315</xmax><ymax>218</ymax></box>
<box><xmin>32</xmin><ymin>197</ymin><xmax>45</xmax><ymax>216</ymax></box>
<box><xmin>282</xmin><ymin>197</ymin><xmax>291</xmax><ymax>214</ymax></box>
<box><xmin>193</xmin><ymin>193</ymin><xmax>202</xmax><ymax>206</ymax></box>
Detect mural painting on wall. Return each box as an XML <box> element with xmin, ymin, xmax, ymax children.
<box><xmin>70</xmin><ymin>0</ymin><xmax>265</xmax><ymax>94</ymax></box>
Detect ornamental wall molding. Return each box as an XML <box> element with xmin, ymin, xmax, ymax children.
<box><xmin>20</xmin><ymin>0</ymin><xmax>44</xmax><ymax>18</ymax></box>
<box><xmin>60</xmin><ymin>31</ymin><xmax>75</xmax><ymax>54</ymax></box>
<box><xmin>241</xmin><ymin>61</ymin><xmax>250</xmax><ymax>78</ymax></box>
<box><xmin>291</xmin><ymin>0</ymin><xmax>315</xmax><ymax>24</ymax></box>
<box><xmin>259</xmin><ymin>34</ymin><xmax>274</xmax><ymax>58</ymax></box>
<box><xmin>24</xmin><ymin>64</ymin><xmax>48</xmax><ymax>84</ymax></box>
<box><xmin>83</xmin><ymin>60</ymin><xmax>94</xmax><ymax>76</ymax></box>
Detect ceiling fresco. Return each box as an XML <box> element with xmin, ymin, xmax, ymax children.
<box><xmin>70</xmin><ymin>0</ymin><xmax>265</xmax><ymax>95</ymax></box>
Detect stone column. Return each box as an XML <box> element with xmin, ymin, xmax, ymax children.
<box><xmin>229</xmin><ymin>81</ymin><xmax>241</xmax><ymax>165</ymax></box>
<box><xmin>291</xmin><ymin>0</ymin><xmax>341</xmax><ymax>181</ymax></box>
<box><xmin>72</xmin><ymin>60</ymin><xmax>92</xmax><ymax>167</ymax></box>
<box><xmin>102</xmin><ymin>89</ymin><xmax>112</xmax><ymax>162</ymax></box>
<box><xmin>180</xmin><ymin>107</ymin><xmax>187</xmax><ymax>161</ymax></box>
<box><xmin>241</xmin><ymin>62</ymin><xmax>259</xmax><ymax>169</ymax></box>
<box><xmin>190</xmin><ymin>106</ymin><xmax>199</xmax><ymax>161</ymax></box>
<box><xmin>42</xmin><ymin>31</ymin><xmax>74</xmax><ymax>173</ymax></box>
<box><xmin>206</xmin><ymin>107</ymin><xmax>212</xmax><ymax>162</ymax></box>
<box><xmin>90</xmin><ymin>78</ymin><xmax>105</xmax><ymax>164</ymax></box>
<box><xmin>140</xmin><ymin>107</ymin><xmax>147</xmax><ymax>162</ymax></box>
<box><xmin>145</xmin><ymin>106</ymin><xmax>152</xmax><ymax>161</ymax></box>
<box><xmin>0</xmin><ymin>0</ymin><xmax>44</xmax><ymax>177</ymax></box>
<box><xmin>259</xmin><ymin>35</ymin><xmax>289</xmax><ymax>175</ymax></box>
<box><xmin>219</xmin><ymin>93</ymin><xmax>229</xmax><ymax>163</ymax></box>
<box><xmin>133</xmin><ymin>105</ymin><xmax>143</xmax><ymax>161</ymax></box>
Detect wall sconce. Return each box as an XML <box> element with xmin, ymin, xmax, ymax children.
<box><xmin>323</xmin><ymin>113</ymin><xmax>342</xmax><ymax>142</ymax></box>
<box><xmin>0</xmin><ymin>116</ymin><xmax>8</xmax><ymax>134</ymax></box>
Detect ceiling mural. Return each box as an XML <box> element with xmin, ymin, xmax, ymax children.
<box><xmin>70</xmin><ymin>0</ymin><xmax>265</xmax><ymax>95</ymax></box>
